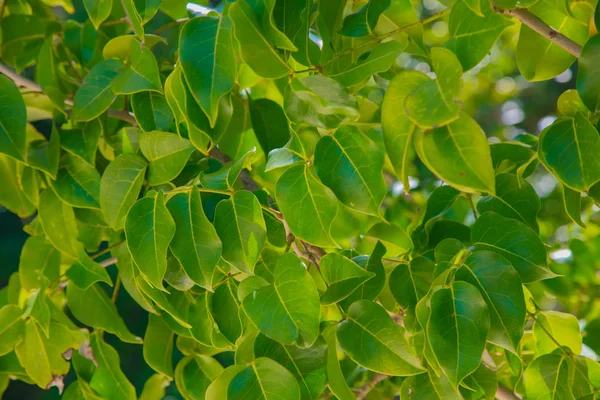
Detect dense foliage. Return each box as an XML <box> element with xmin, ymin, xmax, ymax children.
<box><xmin>3</xmin><ymin>0</ymin><xmax>600</xmax><ymax>398</ymax></box>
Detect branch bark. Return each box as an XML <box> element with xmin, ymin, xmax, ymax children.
<box><xmin>496</xmin><ymin>383</ymin><xmax>522</xmax><ymax>400</ymax></box>
<box><xmin>0</xmin><ymin>62</ymin><xmax>138</xmax><ymax>125</ymax></box>
<box><xmin>356</xmin><ymin>374</ymin><xmax>388</xmax><ymax>400</ymax></box>
<box><xmin>492</xmin><ymin>4</ymin><xmax>582</xmax><ymax>57</ymax></box>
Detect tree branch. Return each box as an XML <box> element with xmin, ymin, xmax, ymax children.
<box><xmin>0</xmin><ymin>62</ymin><xmax>138</xmax><ymax>125</ymax></box>
<box><xmin>356</xmin><ymin>374</ymin><xmax>388</xmax><ymax>400</ymax></box>
<box><xmin>496</xmin><ymin>383</ymin><xmax>521</xmax><ymax>400</ymax></box>
<box><xmin>492</xmin><ymin>4</ymin><xmax>582</xmax><ymax>57</ymax></box>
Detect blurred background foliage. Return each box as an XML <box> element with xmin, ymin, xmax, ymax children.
<box><xmin>2</xmin><ymin>0</ymin><xmax>599</xmax><ymax>398</ymax></box>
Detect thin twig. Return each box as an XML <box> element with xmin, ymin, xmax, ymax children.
<box><xmin>154</xmin><ymin>17</ymin><xmax>190</xmax><ymax>35</ymax></box>
<box><xmin>492</xmin><ymin>3</ymin><xmax>582</xmax><ymax>57</ymax></box>
<box><xmin>0</xmin><ymin>62</ymin><xmax>138</xmax><ymax>125</ymax></box>
<box><xmin>99</xmin><ymin>257</ymin><xmax>118</xmax><ymax>268</ymax></box>
<box><xmin>111</xmin><ymin>274</ymin><xmax>121</xmax><ymax>303</ymax></box>
<box><xmin>496</xmin><ymin>384</ymin><xmax>521</xmax><ymax>400</ymax></box>
<box><xmin>356</xmin><ymin>374</ymin><xmax>388</xmax><ymax>400</ymax></box>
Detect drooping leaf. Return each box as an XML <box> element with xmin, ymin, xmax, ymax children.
<box><xmin>131</xmin><ymin>92</ymin><xmax>174</xmax><ymax>132</ymax></box>
<box><xmin>175</xmin><ymin>355</ymin><xmax>223</xmax><ymax>400</ymax></box>
<box><xmin>100</xmin><ymin>153</ymin><xmax>147</xmax><ymax>230</ymax></box>
<box><xmin>90</xmin><ymin>333</ymin><xmax>137</xmax><ymax>400</ymax></box>
<box><xmin>125</xmin><ymin>191</ymin><xmax>176</xmax><ymax>289</ymax></box>
<box><xmin>389</xmin><ymin>256</ymin><xmax>434</xmax><ymax>312</ymax></box>
<box><xmin>228</xmin><ymin>357</ymin><xmax>301</xmax><ymax>400</ymax></box>
<box><xmin>139</xmin><ymin>131</ymin><xmax>195</xmax><ymax>186</ymax></box>
<box><xmin>314</xmin><ymin>125</ymin><xmax>386</xmax><ymax>216</ymax></box>
<box><xmin>275</xmin><ymin>164</ymin><xmax>339</xmax><ymax>247</ymax></box>
<box><xmin>523</xmin><ymin>353</ymin><xmax>573</xmax><ymax>400</ymax></box>
<box><xmin>414</xmin><ymin>113</ymin><xmax>496</xmax><ymax>195</ymax></box>
<box><xmin>471</xmin><ymin>212</ymin><xmax>556</xmax><ymax>283</ymax></box>
<box><xmin>404</xmin><ymin>48</ymin><xmax>463</xmax><ymax>129</ymax></box>
<box><xmin>60</xmin><ymin>120</ymin><xmax>102</xmax><ymax>166</ymax></box>
<box><xmin>0</xmin><ymin>305</ymin><xmax>25</xmax><ymax>357</ymax></box>
<box><xmin>337</xmin><ymin>300</ymin><xmax>423</xmax><ymax>376</ymax></box>
<box><xmin>111</xmin><ymin>40</ymin><xmax>162</xmax><ymax>94</ymax></box>
<box><xmin>143</xmin><ymin>314</ymin><xmax>174</xmax><ymax>378</ymax></box>
<box><xmin>253</xmin><ymin>334</ymin><xmax>327</xmax><ymax>400</ymax></box>
<box><xmin>36</xmin><ymin>38</ymin><xmax>66</xmax><ymax>112</ymax></box>
<box><xmin>476</xmin><ymin>173</ymin><xmax>540</xmax><ymax>232</ymax></box>
<box><xmin>213</xmin><ymin>190</ymin><xmax>266</xmax><ymax>274</ymax></box>
<box><xmin>533</xmin><ymin>311</ymin><xmax>582</xmax><ymax>356</ymax></box>
<box><xmin>577</xmin><ymin>34</ymin><xmax>600</xmax><ymax>113</ymax></box>
<box><xmin>38</xmin><ymin>189</ymin><xmax>81</xmax><ymax>259</ymax></box>
<box><xmin>180</xmin><ymin>15</ymin><xmax>236</xmax><ymax>126</ymax></box>
<box><xmin>72</xmin><ymin>59</ymin><xmax>123</xmax><ymax>122</ymax></box>
<box><xmin>50</xmin><ymin>155</ymin><xmax>102</xmax><ymax>209</ymax></box>
<box><xmin>65</xmin><ymin>247</ymin><xmax>112</xmax><ymax>290</ymax></box>
<box><xmin>18</xmin><ymin>236</ymin><xmax>60</xmax><ymax>291</ymax></box>
<box><xmin>67</xmin><ymin>283</ymin><xmax>141</xmax><ymax>344</ymax></box>
<box><xmin>562</xmin><ymin>184</ymin><xmax>585</xmax><ymax>228</ymax></box>
<box><xmin>249</xmin><ymin>98</ymin><xmax>290</xmax><ymax>155</ymax></box>
<box><xmin>82</xmin><ymin>0</ymin><xmax>111</xmax><ymax>28</ymax></box>
<box><xmin>339</xmin><ymin>0</ymin><xmax>391</xmax><ymax>37</ymax></box>
<box><xmin>166</xmin><ymin>187</ymin><xmax>222</xmax><ymax>290</ymax></box>
<box><xmin>427</xmin><ymin>281</ymin><xmax>489</xmax><ymax>386</ymax></box>
<box><xmin>381</xmin><ymin>70</ymin><xmax>428</xmax><ymax>190</ymax></box>
<box><xmin>319</xmin><ymin>253</ymin><xmax>375</xmax><ymax>305</ymax></box>
<box><xmin>456</xmin><ymin>251</ymin><xmax>526</xmax><ymax>353</ymax></box>
<box><xmin>538</xmin><ymin>113</ymin><xmax>600</xmax><ymax>192</ymax></box>
<box><xmin>242</xmin><ymin>253</ymin><xmax>320</xmax><ymax>346</ymax></box>
<box><xmin>229</xmin><ymin>0</ymin><xmax>291</xmax><ymax>79</ymax></box>
<box><xmin>0</xmin><ymin>75</ymin><xmax>27</xmax><ymax>161</ymax></box>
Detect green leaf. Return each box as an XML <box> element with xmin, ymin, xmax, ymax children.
<box><xmin>538</xmin><ymin>113</ymin><xmax>600</xmax><ymax>192</ymax></box>
<box><xmin>164</xmin><ymin>66</ymin><xmax>212</xmax><ymax>152</ymax></box>
<box><xmin>90</xmin><ymin>333</ymin><xmax>137</xmax><ymax>400</ymax></box>
<box><xmin>67</xmin><ymin>283</ymin><xmax>141</xmax><ymax>344</ymax></box>
<box><xmin>517</xmin><ymin>3</ymin><xmax>589</xmax><ymax>81</ymax></box>
<box><xmin>228</xmin><ymin>357</ymin><xmax>301</xmax><ymax>400</ymax></box>
<box><xmin>111</xmin><ymin>40</ymin><xmax>162</xmax><ymax>95</ymax></box>
<box><xmin>402</xmin><ymin>370</ymin><xmax>463</xmax><ymax>400</ymax></box>
<box><xmin>65</xmin><ymin>247</ymin><xmax>112</xmax><ymax>290</ymax></box>
<box><xmin>166</xmin><ymin>187</ymin><xmax>222</xmax><ymax>290</ymax></box>
<box><xmin>36</xmin><ymin>38</ymin><xmax>66</xmax><ymax>112</ymax></box>
<box><xmin>201</xmin><ymin>147</ymin><xmax>257</xmax><ymax>191</ymax></box>
<box><xmin>247</xmin><ymin>0</ymin><xmax>297</xmax><ymax>51</ymax></box>
<box><xmin>404</xmin><ymin>48</ymin><xmax>463</xmax><ymax>129</ymax></box>
<box><xmin>446</xmin><ymin>1</ymin><xmax>511</xmax><ymax>71</ymax></box>
<box><xmin>100</xmin><ymin>153</ymin><xmax>147</xmax><ymax>230</ymax></box>
<box><xmin>472</xmin><ymin>212</ymin><xmax>556</xmax><ymax>283</ymax></box>
<box><xmin>322</xmin><ymin>323</ymin><xmax>354</xmax><ymax>400</ymax></box>
<box><xmin>121</xmin><ymin>0</ymin><xmax>144</xmax><ymax>40</ymax></box>
<box><xmin>214</xmin><ymin>190</ymin><xmax>266</xmax><ymax>274</ymax></box>
<box><xmin>115</xmin><ymin>243</ymin><xmax>156</xmax><ymax>313</ymax></box>
<box><xmin>72</xmin><ymin>59</ymin><xmax>123</xmax><ymax>122</ymax></box>
<box><xmin>82</xmin><ymin>0</ymin><xmax>112</xmax><ymax>28</ymax></box>
<box><xmin>427</xmin><ymin>281</ymin><xmax>489</xmax><ymax>386</ymax></box>
<box><xmin>265</xmin><ymin>132</ymin><xmax>306</xmax><ymax>172</ymax></box>
<box><xmin>389</xmin><ymin>256</ymin><xmax>434</xmax><ymax>312</ymax></box>
<box><xmin>339</xmin><ymin>0</ymin><xmax>391</xmax><ymax>37</ymax></box>
<box><xmin>206</xmin><ymin>364</ymin><xmax>247</xmax><ymax>400</ymax></box>
<box><xmin>0</xmin><ymin>154</ymin><xmax>35</xmax><ymax>217</ymax></box>
<box><xmin>102</xmin><ymin>35</ymin><xmax>167</xmax><ymax>61</ymax></box>
<box><xmin>60</xmin><ymin>120</ymin><xmax>102</xmax><ymax>166</ymax></box>
<box><xmin>329</xmin><ymin>41</ymin><xmax>406</xmax><ymax>86</ymax></box>
<box><xmin>131</xmin><ymin>92</ymin><xmax>174</xmax><ymax>132</ymax></box>
<box><xmin>139</xmin><ymin>131</ymin><xmax>195</xmax><ymax>185</ymax></box>
<box><xmin>284</xmin><ymin>76</ymin><xmax>359</xmax><ymax>129</ymax></box>
<box><xmin>456</xmin><ymin>251</ymin><xmax>526</xmax><ymax>353</ymax></box>
<box><xmin>0</xmin><ymin>305</ymin><xmax>24</xmax><ymax>357</ymax></box>
<box><xmin>275</xmin><ymin>164</ymin><xmax>339</xmax><ymax>248</ymax></box>
<box><xmin>490</xmin><ymin>141</ymin><xmax>538</xmax><ymax>179</ymax></box>
<box><xmin>557</xmin><ymin>89</ymin><xmax>590</xmax><ymax>117</ymax></box>
<box><xmin>188</xmin><ymin>291</ymin><xmax>231</xmax><ymax>348</ymax></box>
<box><xmin>562</xmin><ymin>184</ymin><xmax>585</xmax><ymax>228</ymax></box>
<box><xmin>0</xmin><ymin>74</ymin><xmax>27</xmax><ymax>161</ymax></box>
<box><xmin>414</xmin><ymin>113</ymin><xmax>496</xmax><ymax>194</ymax></box>
<box><xmin>16</xmin><ymin>320</ymin><xmax>85</xmax><ymax>388</ymax></box>
<box><xmin>229</xmin><ymin>0</ymin><xmax>291</xmax><ymax>79</ymax></box>
<box><xmin>210</xmin><ymin>279</ymin><xmax>243</xmax><ymax>344</ymax></box>
<box><xmin>253</xmin><ymin>334</ymin><xmax>327</xmax><ymax>400</ymax></box>
<box><xmin>180</xmin><ymin>16</ymin><xmax>236</xmax><ymax>126</ymax></box>
<box><xmin>320</xmin><ymin>253</ymin><xmax>375</xmax><ymax>305</ymax></box>
<box><xmin>175</xmin><ymin>355</ymin><xmax>223</xmax><ymax>400</ymax></box>
<box><xmin>476</xmin><ymin>173</ymin><xmax>540</xmax><ymax>232</ymax></box>
<box><xmin>125</xmin><ymin>191</ymin><xmax>176</xmax><ymax>289</ymax></box>
<box><xmin>381</xmin><ymin>70</ymin><xmax>428</xmax><ymax>190</ymax></box>
<box><xmin>314</xmin><ymin>125</ymin><xmax>386</xmax><ymax>216</ymax></box>
<box><xmin>27</xmin><ymin>127</ymin><xmax>60</xmax><ymax>179</ymax></box>
<box><xmin>144</xmin><ymin>314</ymin><xmax>174</xmax><ymax>378</ymax></box>
<box><xmin>533</xmin><ymin>311</ymin><xmax>582</xmax><ymax>355</ymax></box>
<box><xmin>136</xmin><ymin>279</ymin><xmax>191</xmax><ymax>328</ymax></box>
<box><xmin>50</xmin><ymin>155</ymin><xmax>102</xmax><ymax>209</ymax></box>
<box><xmin>242</xmin><ymin>253</ymin><xmax>320</xmax><ymax>346</ymax></box>
<box><xmin>577</xmin><ymin>34</ymin><xmax>600</xmax><ymax>113</ymax></box>
<box><xmin>249</xmin><ymin>98</ymin><xmax>290</xmax><ymax>155</ymax></box>
<box><xmin>39</xmin><ymin>189</ymin><xmax>81</xmax><ymax>259</ymax></box>
<box><xmin>523</xmin><ymin>353</ymin><xmax>573</xmax><ymax>400</ymax></box>
<box><xmin>337</xmin><ymin>300</ymin><xmax>423</xmax><ymax>376</ymax></box>
<box><xmin>139</xmin><ymin>374</ymin><xmax>171</xmax><ymax>400</ymax></box>
<box><xmin>18</xmin><ymin>236</ymin><xmax>60</xmax><ymax>291</ymax></box>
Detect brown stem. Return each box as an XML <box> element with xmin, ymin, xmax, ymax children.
<box><xmin>356</xmin><ymin>374</ymin><xmax>388</xmax><ymax>400</ymax></box>
<box><xmin>492</xmin><ymin>4</ymin><xmax>582</xmax><ymax>57</ymax></box>
<box><xmin>111</xmin><ymin>274</ymin><xmax>121</xmax><ymax>303</ymax></box>
<box><xmin>496</xmin><ymin>383</ymin><xmax>521</xmax><ymax>400</ymax></box>
<box><xmin>154</xmin><ymin>17</ymin><xmax>190</xmax><ymax>35</ymax></box>
<box><xmin>0</xmin><ymin>62</ymin><xmax>138</xmax><ymax>125</ymax></box>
